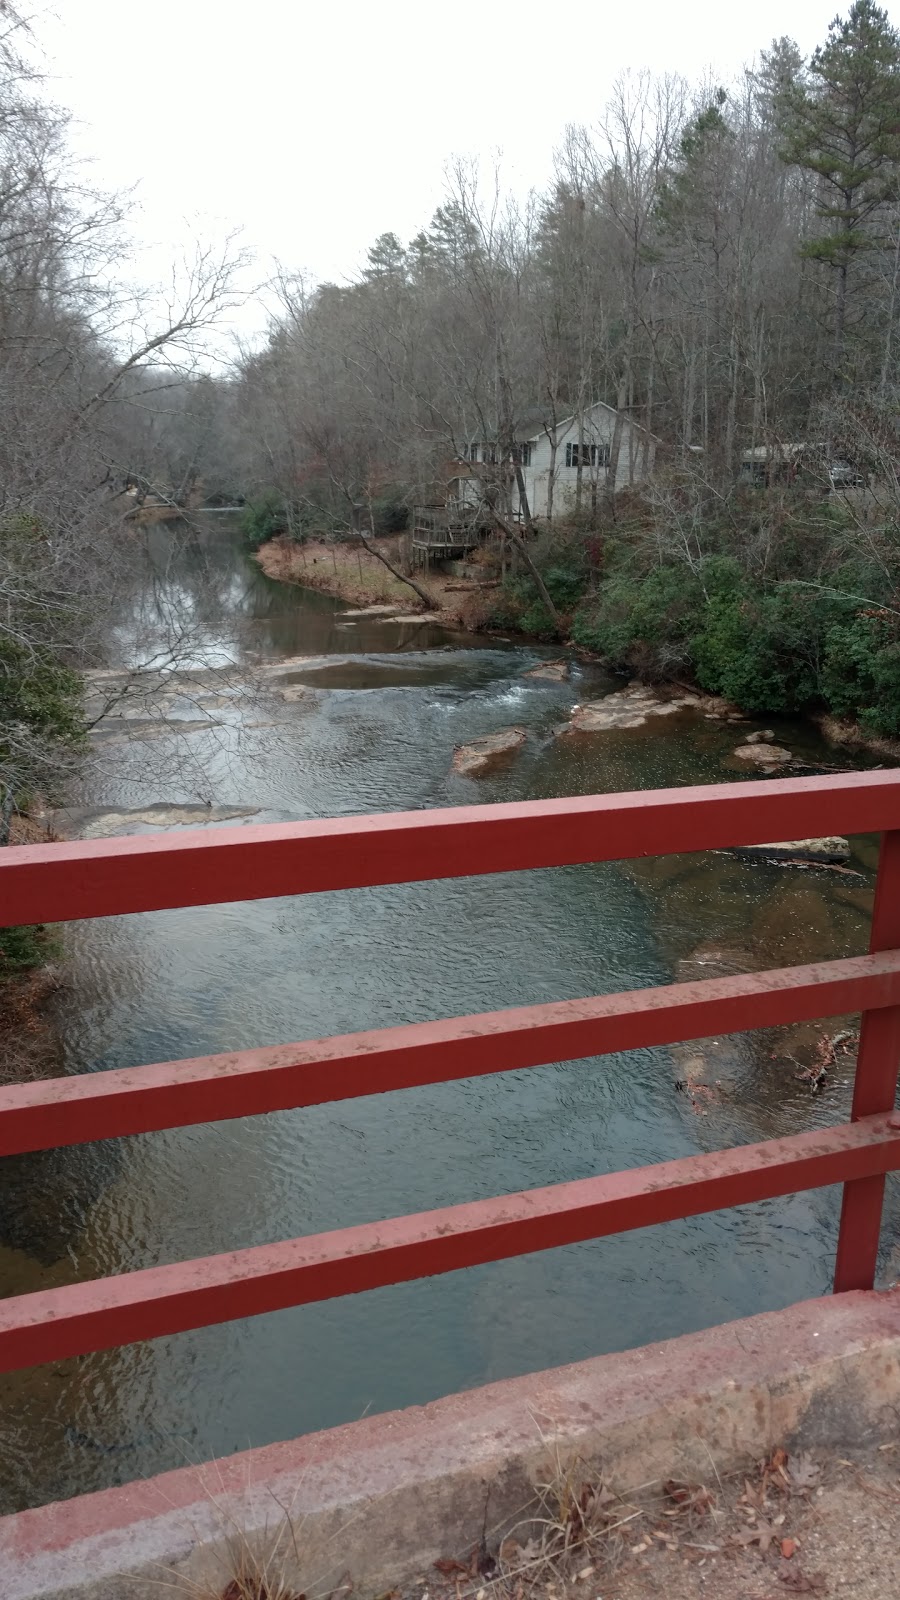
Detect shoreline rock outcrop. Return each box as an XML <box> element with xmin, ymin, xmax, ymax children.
<box><xmin>726</xmin><ymin>836</ymin><xmax>851</xmax><ymax>865</ymax></box>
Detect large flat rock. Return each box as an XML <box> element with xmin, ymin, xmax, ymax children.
<box><xmin>732</xmin><ymin>742</ymin><xmax>793</xmax><ymax>766</ymax></box>
<box><xmin>452</xmin><ymin>727</ymin><xmax>527</xmax><ymax>776</ymax></box>
<box><xmin>560</xmin><ymin>685</ymin><xmax>703</xmax><ymax>734</ymax></box>
<box><xmin>728</xmin><ymin>836</ymin><xmax>851</xmax><ymax>865</ymax></box>
<box><xmin>523</xmin><ymin>658</ymin><xmax>570</xmax><ymax>681</ymax></box>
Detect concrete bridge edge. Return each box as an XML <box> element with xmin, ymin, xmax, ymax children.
<box><xmin>3</xmin><ymin>1288</ymin><xmax>899</xmax><ymax>1600</ymax></box>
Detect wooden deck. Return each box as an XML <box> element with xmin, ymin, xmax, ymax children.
<box><xmin>410</xmin><ymin>506</ymin><xmax>481</xmax><ymax>560</ymax></box>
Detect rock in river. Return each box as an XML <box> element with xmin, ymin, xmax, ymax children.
<box><xmin>523</xmin><ymin>658</ymin><xmax>570</xmax><ymax>681</ymax></box>
<box><xmin>452</xmin><ymin>728</ymin><xmax>527</xmax><ymax>777</ymax></box>
<box><xmin>732</xmin><ymin>741</ymin><xmax>793</xmax><ymax>766</ymax></box>
<box><xmin>727</xmin><ymin>836</ymin><xmax>851</xmax><ymax>865</ymax></box>
<box><xmin>560</xmin><ymin>684</ymin><xmax>702</xmax><ymax>734</ymax></box>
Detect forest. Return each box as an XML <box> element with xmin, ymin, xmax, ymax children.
<box><xmin>220</xmin><ymin>1</ymin><xmax>900</xmax><ymax>744</ymax></box>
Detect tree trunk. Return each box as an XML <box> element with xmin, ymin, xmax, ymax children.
<box><xmin>513</xmin><ymin>460</ymin><xmax>532</xmax><ymax>523</ymax></box>
<box><xmin>606</xmin><ymin>373</ymin><xmax>628</xmax><ymax>492</ymax></box>
<box><xmin>0</xmin><ymin>786</ymin><xmax>12</xmax><ymax>848</ymax></box>
<box><xmin>575</xmin><ymin>414</ymin><xmax>584</xmax><ymax>511</ymax></box>
<box><xmin>358</xmin><ymin>527</ymin><xmax>434</xmax><ymax>608</ymax></box>
<box><xmin>724</xmin><ymin>318</ymin><xmax>740</xmax><ymax>479</ymax></box>
<box><xmin>880</xmin><ymin>220</ymin><xmax>900</xmax><ymax>396</ymax></box>
<box><xmin>835</xmin><ymin>261</ymin><xmax>848</xmax><ymax>378</ymax></box>
<box><xmin>491</xmin><ymin>507</ymin><xmax>560</xmax><ymax>627</ymax></box>
<box><xmin>546</xmin><ymin>433</ymin><xmax>557</xmax><ymax>522</ymax></box>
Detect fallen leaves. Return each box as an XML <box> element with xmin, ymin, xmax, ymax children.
<box><xmin>220</xmin><ymin>1585</ymin><xmax>306</xmax><ymax>1600</ymax></box>
<box><xmin>497</xmin><ymin>1537</ymin><xmax>540</xmax><ymax>1574</ymax></box>
<box><xmin>730</xmin><ymin>1517</ymin><xmax>783</xmax><ymax>1554</ymax></box>
<box><xmin>788</xmin><ymin>1453</ymin><xmax>823</xmax><ymax>1493</ymax></box>
<box><xmin>663</xmin><ymin>1478</ymin><xmax>715</xmax><ymax>1515</ymax></box>
<box><xmin>778</xmin><ymin>1566</ymin><xmax>827</xmax><ymax>1593</ymax></box>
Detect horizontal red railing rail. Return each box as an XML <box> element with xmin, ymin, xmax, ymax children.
<box><xmin>1</xmin><ymin>772</ymin><xmax>899</xmax><ymax>1388</ymax></box>
<box><xmin>3</xmin><ymin>769</ymin><xmax>900</xmax><ymax>927</ymax></box>
<box><xmin>1</xmin><ymin>1115</ymin><xmax>898</xmax><ymax>1373</ymax></box>
<box><xmin>2</xmin><ymin>951</ymin><xmax>900</xmax><ymax>1158</ymax></box>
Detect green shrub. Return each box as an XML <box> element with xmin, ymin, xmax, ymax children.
<box><xmin>0</xmin><ymin>638</ymin><xmax>84</xmax><ymax>772</ymax></box>
<box><xmin>370</xmin><ymin>499</ymin><xmax>409</xmax><ymax>535</ymax></box>
<box><xmin>239</xmin><ymin>492</ymin><xmax>288</xmax><ymax>550</ymax></box>
<box><xmin>691</xmin><ymin>583</ymin><xmax>823</xmax><ymax>712</ymax></box>
<box><xmin>519</xmin><ymin>599</ymin><xmax>559</xmax><ymax>637</ymax></box>
<box><xmin>0</xmin><ymin>922</ymin><xmax>50</xmax><ymax>977</ymax></box>
<box><xmin>572</xmin><ymin>561</ymin><xmax>708</xmax><ymax>664</ymax></box>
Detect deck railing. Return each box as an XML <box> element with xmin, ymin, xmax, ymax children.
<box><xmin>2</xmin><ymin>772</ymin><xmax>900</xmax><ymax>1384</ymax></box>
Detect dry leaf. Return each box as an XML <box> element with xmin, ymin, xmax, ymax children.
<box><xmin>498</xmin><ymin>1538</ymin><xmax>522</xmax><ymax>1569</ymax></box>
<box><xmin>433</xmin><ymin>1559</ymin><xmax>468</xmax><ymax>1577</ymax></box>
<box><xmin>576</xmin><ymin>1565</ymin><xmax>594</xmax><ymax>1580</ymax></box>
<box><xmin>788</xmin><ymin>1453</ymin><xmax>822</xmax><ymax>1492</ymax></box>
<box><xmin>664</xmin><ymin>1479</ymin><xmax>714</xmax><ymax>1514</ymax></box>
<box><xmin>778</xmin><ymin>1567</ymin><xmax>827</xmax><ymax>1593</ymax></box>
<box><xmin>730</xmin><ymin>1519</ymin><xmax>780</xmax><ymax>1554</ymax></box>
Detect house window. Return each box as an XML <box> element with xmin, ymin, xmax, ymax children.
<box><xmin>565</xmin><ymin>442</ymin><xmax>609</xmax><ymax>469</ymax></box>
<box><xmin>513</xmin><ymin>442</ymin><xmax>532</xmax><ymax>467</ymax></box>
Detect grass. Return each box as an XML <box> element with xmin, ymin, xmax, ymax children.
<box><xmin>256</xmin><ymin>539</ymin><xmax>415</xmax><ymax>609</ymax></box>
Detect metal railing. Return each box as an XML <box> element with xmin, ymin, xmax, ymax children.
<box><xmin>2</xmin><ymin>771</ymin><xmax>900</xmax><ymax>1380</ymax></box>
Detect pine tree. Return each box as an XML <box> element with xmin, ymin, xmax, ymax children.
<box><xmin>779</xmin><ymin>0</ymin><xmax>900</xmax><ymax>370</ymax></box>
<box><xmin>363</xmin><ymin>232</ymin><xmax>408</xmax><ymax>282</ymax></box>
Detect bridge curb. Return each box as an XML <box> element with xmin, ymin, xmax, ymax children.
<box><xmin>3</xmin><ymin>1288</ymin><xmax>900</xmax><ymax>1599</ymax></box>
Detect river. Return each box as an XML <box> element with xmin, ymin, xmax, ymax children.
<box><xmin>0</xmin><ymin>516</ymin><xmax>895</xmax><ymax>1513</ymax></box>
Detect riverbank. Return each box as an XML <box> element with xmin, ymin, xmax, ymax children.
<box><xmin>255</xmin><ymin>536</ymin><xmax>495</xmax><ymax>629</ymax></box>
<box><xmin>255</xmin><ymin>537</ymin><xmax>899</xmax><ymax>760</ymax></box>
<box><xmin>0</xmin><ymin>814</ymin><xmax>63</xmax><ymax>1085</ymax></box>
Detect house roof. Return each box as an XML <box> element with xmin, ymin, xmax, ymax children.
<box><xmin>740</xmin><ymin>443</ymin><xmax>824</xmax><ymax>463</ymax></box>
<box><xmin>521</xmin><ymin>399</ymin><xmax>660</xmax><ymax>445</ymax></box>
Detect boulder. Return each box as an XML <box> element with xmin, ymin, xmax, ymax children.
<box><xmin>378</xmin><ymin>611</ymin><xmax>444</xmax><ymax>624</ymax></box>
<box><xmin>727</xmin><ymin>836</ymin><xmax>851</xmax><ymax>865</ymax></box>
<box><xmin>701</xmin><ymin>696</ymin><xmax>744</xmax><ymax>719</ymax></box>
<box><xmin>732</xmin><ymin>742</ymin><xmax>793</xmax><ymax>766</ymax></box>
<box><xmin>339</xmin><ymin>604</ymin><xmax>403</xmax><ymax>617</ymax></box>
<box><xmin>451</xmin><ymin>727</ymin><xmax>527</xmax><ymax>777</ymax></box>
<box><xmin>560</xmin><ymin>685</ymin><xmax>702</xmax><ymax>735</ymax></box>
<box><xmin>523</xmin><ymin>658</ymin><xmax>570</xmax><ymax>681</ymax></box>
<box><xmin>743</xmin><ymin>729</ymin><xmax>776</xmax><ymax>744</ymax></box>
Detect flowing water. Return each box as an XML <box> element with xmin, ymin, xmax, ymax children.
<box><xmin>0</xmin><ymin>517</ymin><xmax>895</xmax><ymax>1512</ymax></box>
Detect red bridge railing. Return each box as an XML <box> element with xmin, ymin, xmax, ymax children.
<box><xmin>2</xmin><ymin>771</ymin><xmax>900</xmax><ymax>1382</ymax></box>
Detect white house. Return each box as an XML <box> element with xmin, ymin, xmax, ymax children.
<box><xmin>454</xmin><ymin>400</ymin><xmax>657</xmax><ymax>521</ymax></box>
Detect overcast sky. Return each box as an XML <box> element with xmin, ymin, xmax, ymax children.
<box><xmin>40</xmin><ymin>0</ymin><xmax>856</xmax><ymax>350</ymax></box>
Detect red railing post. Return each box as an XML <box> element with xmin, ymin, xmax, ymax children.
<box><xmin>833</xmin><ymin>829</ymin><xmax>900</xmax><ymax>1293</ymax></box>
